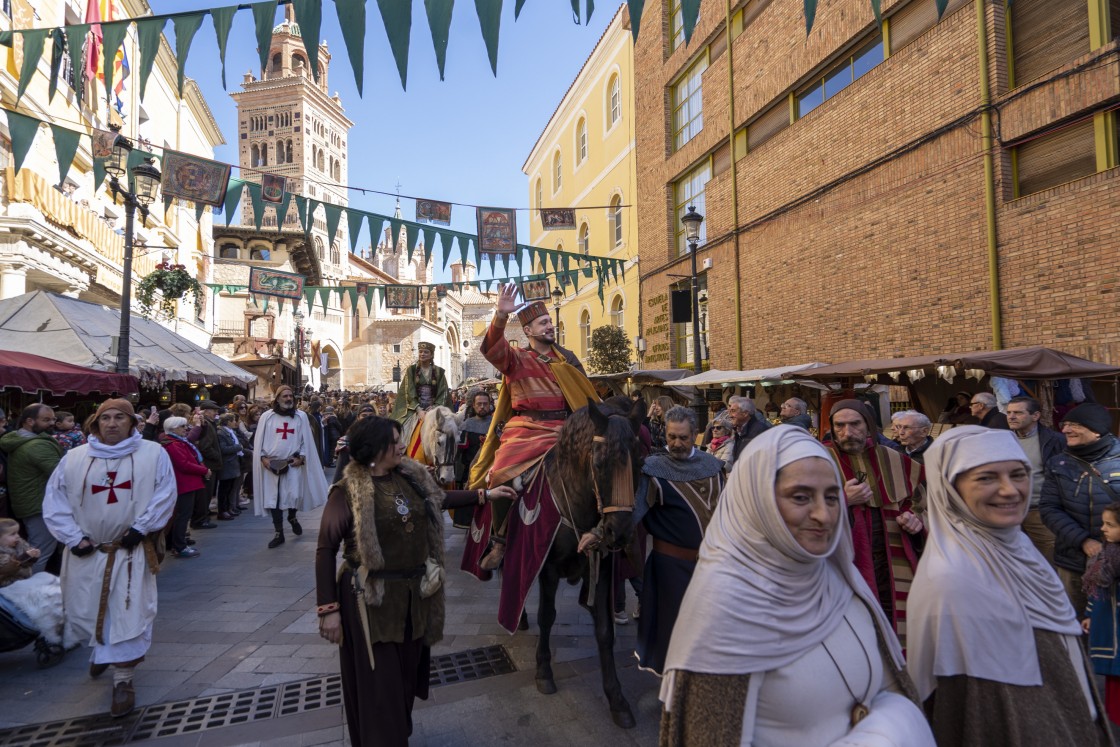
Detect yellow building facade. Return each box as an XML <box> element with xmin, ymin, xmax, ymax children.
<box><xmin>522</xmin><ymin>5</ymin><xmax>639</xmax><ymax>372</ymax></box>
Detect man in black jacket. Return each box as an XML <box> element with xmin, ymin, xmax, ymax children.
<box><xmin>970</xmin><ymin>392</ymin><xmax>1010</xmax><ymax>429</ymax></box>
<box><xmin>189</xmin><ymin>401</ymin><xmax>223</xmax><ymax>529</ymax></box>
<box><xmin>729</xmin><ymin>396</ymin><xmax>770</xmax><ymax>464</ymax></box>
<box><xmin>1007</xmin><ymin>396</ymin><xmax>1066</xmax><ymax>563</ymax></box>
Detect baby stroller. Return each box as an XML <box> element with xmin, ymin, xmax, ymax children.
<box><xmin>0</xmin><ymin>575</ymin><xmax>69</xmax><ymax>667</ymax></box>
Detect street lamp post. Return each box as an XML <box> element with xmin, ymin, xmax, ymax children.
<box><xmin>293</xmin><ymin>309</ymin><xmax>304</xmax><ymax>391</ymax></box>
<box><xmin>681</xmin><ymin>206</ymin><xmax>704</xmax><ymax>375</ymax></box>
<box><xmin>104</xmin><ymin>129</ymin><xmax>161</xmax><ymax>376</ymax></box>
<box><xmin>551</xmin><ymin>286</ymin><xmax>563</xmax><ymax>343</ymax></box>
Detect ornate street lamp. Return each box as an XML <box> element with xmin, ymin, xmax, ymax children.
<box><xmin>392</xmin><ymin>360</ymin><xmax>402</xmax><ymax>384</ymax></box>
<box><xmin>104</xmin><ymin>124</ymin><xmax>161</xmax><ymax>376</ymax></box>
<box><xmin>292</xmin><ymin>309</ymin><xmax>305</xmax><ymax>389</ymax></box>
<box><xmin>681</xmin><ymin>206</ymin><xmax>704</xmax><ymax>375</ymax></box>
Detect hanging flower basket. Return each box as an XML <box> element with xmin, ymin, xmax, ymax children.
<box><xmin>136</xmin><ymin>262</ymin><xmax>204</xmax><ymax>320</ymax></box>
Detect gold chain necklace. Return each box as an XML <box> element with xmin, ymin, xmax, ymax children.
<box><xmin>820</xmin><ymin>615</ymin><xmax>874</xmax><ymax>727</ymax></box>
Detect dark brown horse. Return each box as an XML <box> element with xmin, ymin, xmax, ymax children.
<box><xmin>537</xmin><ymin>397</ymin><xmax>645</xmax><ymax>728</ymax></box>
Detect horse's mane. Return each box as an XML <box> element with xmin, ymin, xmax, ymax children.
<box><xmin>552</xmin><ymin>399</ymin><xmax>639</xmax><ymax>487</ymax></box>
<box><xmin>420</xmin><ymin>405</ymin><xmax>459</xmax><ymax>451</ymax></box>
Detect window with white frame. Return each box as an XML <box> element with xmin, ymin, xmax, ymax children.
<box><xmin>674</xmin><ymin>160</ymin><xmax>710</xmax><ymax>257</ymax></box>
<box><xmin>553</xmin><ymin>150</ymin><xmax>562</xmax><ymax>192</ymax></box>
<box><xmin>610</xmin><ymin>194</ymin><xmax>623</xmax><ymax>247</ymax></box>
<box><xmin>610</xmin><ymin>295</ymin><xmax>624</xmax><ymax>328</ymax></box>
<box><xmin>579</xmin><ymin>223</ymin><xmax>590</xmax><ymax>255</ymax></box>
<box><xmin>577</xmin><ymin>118</ymin><xmax>588</xmax><ymax>164</ymax></box>
<box><xmin>580</xmin><ymin>310</ymin><xmax>591</xmax><ymax>358</ymax></box>
<box><xmin>608</xmin><ymin>75</ymin><xmax>621</xmax><ymax>127</ymax></box>
<box><xmin>672</xmin><ymin>56</ymin><xmax>708</xmax><ymax>150</ymax></box>
<box><xmin>669</xmin><ymin>0</ymin><xmax>684</xmax><ymax>52</ymax></box>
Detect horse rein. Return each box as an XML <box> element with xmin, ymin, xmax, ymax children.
<box><xmin>590</xmin><ymin>435</ymin><xmax>635</xmax><ymax>515</ymax></box>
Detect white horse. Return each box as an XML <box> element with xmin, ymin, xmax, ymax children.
<box><xmin>418</xmin><ymin>405</ymin><xmax>462</xmax><ymax>486</ymax></box>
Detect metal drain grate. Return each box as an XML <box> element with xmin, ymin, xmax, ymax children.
<box><xmin>0</xmin><ymin>645</ymin><xmax>514</xmax><ymax>746</ymax></box>
<box><xmin>429</xmin><ymin>644</ymin><xmax>516</xmax><ymax>687</ymax></box>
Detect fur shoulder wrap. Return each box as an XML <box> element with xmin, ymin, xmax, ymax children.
<box><xmin>334</xmin><ymin>457</ymin><xmax>446</xmax><ymax>646</ymax></box>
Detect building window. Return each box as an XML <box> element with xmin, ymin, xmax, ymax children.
<box><xmin>608</xmin><ymin>75</ymin><xmax>621</xmax><ymax>127</ymax></box>
<box><xmin>330</xmin><ymin>243</ymin><xmax>341</xmax><ymax>265</ymax></box>
<box><xmin>672</xmin><ymin>56</ymin><xmax>708</xmax><ymax>150</ymax></box>
<box><xmin>219</xmin><ymin>244</ymin><xmax>239</xmax><ymax>260</ymax></box>
<box><xmin>796</xmin><ymin>37</ymin><xmax>883</xmax><ymax>119</ymax></box>
<box><xmin>674</xmin><ymin>160</ymin><xmax>710</xmax><ymax>257</ymax></box>
<box><xmin>1013</xmin><ymin>119</ymin><xmax>1097</xmax><ymax>197</ymax></box>
<box><xmin>393</xmin><ymin>343</ymin><xmax>401</xmax><ymax>353</ymax></box>
<box><xmin>577</xmin><ymin>118</ymin><xmax>588</xmax><ymax>164</ymax></box>
<box><xmin>250</xmin><ymin>144</ymin><xmax>260</xmax><ymax>166</ymax></box>
<box><xmin>580</xmin><ymin>309</ymin><xmax>591</xmax><ymax>358</ymax></box>
<box><xmin>260</xmin><ymin>143</ymin><xmax>268</xmax><ymax>166</ymax></box>
<box><xmin>535</xmin><ymin>178</ymin><xmax>542</xmax><ymax>217</ymax></box>
<box><xmin>1008</xmin><ymin>0</ymin><xmax>1090</xmax><ymax>88</ymax></box>
<box><xmin>553</xmin><ymin>150</ymin><xmax>562</xmax><ymax>193</ymax></box>
<box><xmin>610</xmin><ymin>194</ymin><xmax>623</xmax><ymax>247</ymax></box>
<box><xmin>610</xmin><ymin>295</ymin><xmax>624</xmax><ymax>328</ymax></box>
<box><xmin>556</xmin><ymin>321</ymin><xmax>566</xmax><ymax>347</ymax></box>
<box><xmin>250</xmin><ymin>247</ymin><xmax>271</xmax><ymax>261</ymax></box>
<box><xmin>579</xmin><ymin>223</ymin><xmax>590</xmax><ymax>255</ymax></box>
<box><xmin>669</xmin><ymin>0</ymin><xmax>684</xmax><ymax>52</ymax></box>
<box><xmin>272</xmin><ymin>52</ymin><xmax>282</xmax><ymax>72</ymax></box>
<box><xmin>673</xmin><ymin>276</ymin><xmax>707</xmax><ymax>368</ymax></box>
<box><xmin>315</xmin><ymin>238</ymin><xmax>325</xmax><ymax>260</ymax></box>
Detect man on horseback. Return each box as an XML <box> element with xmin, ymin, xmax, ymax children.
<box><xmin>471</xmin><ymin>284</ymin><xmax>598</xmax><ymax>571</ymax></box>
<box><xmin>390</xmin><ymin>341</ymin><xmax>450</xmax><ymax>459</ymax></box>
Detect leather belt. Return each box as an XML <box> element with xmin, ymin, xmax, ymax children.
<box><xmin>653</xmin><ymin>538</ymin><xmax>699</xmax><ymax>563</ymax></box>
<box><xmin>513</xmin><ymin>409</ymin><xmax>568</xmax><ymax>421</ymax></box>
<box><xmin>347</xmin><ymin>562</ymin><xmax>425</xmax><ymax>580</ymax></box>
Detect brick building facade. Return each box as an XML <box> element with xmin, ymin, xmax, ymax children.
<box><xmin>635</xmin><ymin>0</ymin><xmax>1120</xmax><ymax>371</ymax></box>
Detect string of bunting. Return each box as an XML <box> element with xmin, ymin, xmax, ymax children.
<box><xmin>1</xmin><ymin>108</ymin><xmax>628</xmax><ymax>301</ymax></box>
<box><xmin>0</xmin><ymin>0</ymin><xmax>946</xmax><ymax>104</ymax></box>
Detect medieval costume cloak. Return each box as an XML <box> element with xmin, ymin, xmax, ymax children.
<box><xmin>824</xmin><ymin>400</ymin><xmax>924</xmax><ymax>648</ymax></box>
<box><xmin>315</xmin><ymin>458</ymin><xmax>445</xmax><ymax>747</ymax></box>
<box><xmin>42</xmin><ymin>433</ymin><xmax>176</xmax><ymax>664</ymax></box>
<box><xmin>252</xmin><ymin>408</ymin><xmax>328</xmax><ymax>517</ymax></box>
<box><xmin>907</xmin><ymin>426</ymin><xmax>1111</xmax><ymax>747</ymax></box>
<box><xmin>634</xmin><ymin>448</ymin><xmax>725</xmax><ymax>675</ymax></box>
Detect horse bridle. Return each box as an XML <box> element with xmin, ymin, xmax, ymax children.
<box><xmin>590</xmin><ymin>434</ymin><xmax>635</xmax><ymax>515</ymax></box>
<box><xmin>430</xmin><ymin>432</ymin><xmax>457</xmax><ymax>472</ymax></box>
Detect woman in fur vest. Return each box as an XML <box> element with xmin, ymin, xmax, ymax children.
<box><xmin>315</xmin><ymin>416</ymin><xmax>512</xmax><ymax>746</ymax></box>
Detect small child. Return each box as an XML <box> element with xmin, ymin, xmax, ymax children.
<box><xmin>52</xmin><ymin>411</ymin><xmax>86</xmax><ymax>452</ymax></box>
<box><xmin>1082</xmin><ymin>500</ymin><xmax>1120</xmax><ymax>726</ymax></box>
<box><xmin>0</xmin><ymin>517</ymin><xmax>39</xmax><ymax>587</ymax></box>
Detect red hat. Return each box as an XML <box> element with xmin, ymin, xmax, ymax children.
<box><xmin>516</xmin><ymin>301</ymin><xmax>549</xmax><ymax>327</ymax></box>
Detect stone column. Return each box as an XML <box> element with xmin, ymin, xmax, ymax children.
<box><xmin>0</xmin><ymin>263</ymin><xmax>28</xmax><ymax>299</ymax></box>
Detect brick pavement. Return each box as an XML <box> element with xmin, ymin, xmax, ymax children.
<box><xmin>0</xmin><ymin>475</ymin><xmax>662</xmax><ymax>745</ymax></box>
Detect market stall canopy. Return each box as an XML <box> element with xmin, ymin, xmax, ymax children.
<box><xmin>0</xmin><ymin>349</ymin><xmax>138</xmax><ymax>395</ymax></box>
<box><xmin>790</xmin><ymin>346</ymin><xmax>1120</xmax><ymax>383</ymax></box>
<box><xmin>589</xmin><ymin>369</ymin><xmax>695</xmax><ymax>385</ymax></box>
<box><xmin>0</xmin><ymin>292</ymin><xmax>256</xmax><ymax>388</ymax></box>
<box><xmin>669</xmin><ymin>363</ymin><xmax>831</xmax><ymax>388</ymax></box>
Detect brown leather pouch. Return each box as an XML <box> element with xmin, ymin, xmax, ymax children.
<box><xmin>268</xmin><ymin>459</ymin><xmax>291</xmax><ymax>475</ymax></box>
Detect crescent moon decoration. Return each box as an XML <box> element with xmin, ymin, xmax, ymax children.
<box><xmin>519</xmin><ymin>496</ymin><xmax>541</xmax><ymax>526</ymax></box>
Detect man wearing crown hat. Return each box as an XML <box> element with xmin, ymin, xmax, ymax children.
<box><xmin>467</xmin><ymin>284</ymin><xmax>599</xmax><ymax>574</ymax></box>
<box><xmin>391</xmin><ymin>340</ymin><xmax>450</xmax><ymax>459</ymax></box>
<box><xmin>43</xmin><ymin>398</ymin><xmax>177</xmax><ymax>718</ymax></box>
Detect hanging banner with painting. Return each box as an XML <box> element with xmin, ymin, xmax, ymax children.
<box><xmin>476</xmin><ymin>207</ymin><xmax>517</xmax><ymax>254</ymax></box>
<box><xmin>416</xmin><ymin>198</ymin><xmax>451</xmax><ymax>225</ymax></box>
<box><xmin>161</xmin><ymin>149</ymin><xmax>231</xmax><ymax>207</ymax></box>
<box><xmin>385</xmin><ymin>284</ymin><xmax>420</xmax><ymax>309</ymax></box>
<box><xmin>261</xmin><ymin>173</ymin><xmax>285</xmax><ymax>203</ymax></box>
<box><xmin>520</xmin><ymin>277</ymin><xmax>551</xmax><ymax>302</ymax></box>
<box><xmin>540</xmin><ymin>208</ymin><xmax>576</xmax><ymax>230</ymax></box>
<box><xmin>248</xmin><ymin>267</ymin><xmax>304</xmax><ymax>301</ymax></box>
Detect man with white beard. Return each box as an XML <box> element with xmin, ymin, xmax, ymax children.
<box><xmin>252</xmin><ymin>385</ymin><xmax>327</xmax><ymax>548</ymax></box>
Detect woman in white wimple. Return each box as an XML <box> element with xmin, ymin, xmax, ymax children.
<box><xmin>659</xmin><ymin>425</ymin><xmax>933</xmax><ymax>747</ymax></box>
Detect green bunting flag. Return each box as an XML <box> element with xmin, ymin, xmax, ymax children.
<box><xmin>247</xmin><ymin>182</ymin><xmax>265</xmax><ymax>230</ymax></box>
<box><xmin>626</xmin><ymin>0</ymin><xmax>644</xmax><ymax>40</ymax></box>
<box><xmin>224</xmin><ymin>179</ymin><xmax>246</xmax><ymax>226</ymax></box>
<box><xmin>100</xmin><ymin>21</ymin><xmax>130</xmax><ymax>103</ymax></box>
<box><xmin>303</xmin><ymin>287</ymin><xmax>317</xmax><ymax>312</ymax></box>
<box><xmin>293</xmin><ymin>0</ymin><xmax>324</xmax><ymax>81</ymax></box>
<box><xmin>5</xmin><ymin>109</ymin><xmax>39</xmax><ymax>175</ymax></box>
<box><xmin>586</xmin><ymin>0</ymin><xmax>595</xmax><ymax>23</ymax></box>
<box><xmin>63</xmin><ymin>25</ymin><xmax>88</xmax><ymax>102</ymax></box>
<box><xmin>318</xmin><ymin>287</ymin><xmax>331</xmax><ymax>314</ymax></box>
<box><xmin>870</xmin><ymin>0</ymin><xmax>882</xmax><ymax>24</ymax></box>
<box><xmin>440</xmin><ymin>230</ymin><xmax>454</xmax><ymax>269</ymax></box>
<box><xmin>251</xmin><ymin>1</ymin><xmax>277</xmax><ymax>76</ymax></box>
<box><xmin>474</xmin><ymin>0</ymin><xmax>502</xmax><ymax>76</ymax></box>
<box><xmin>323</xmin><ymin>202</ymin><xmax>343</xmax><ymax>247</ymax></box>
<box><xmin>514</xmin><ymin>0</ymin><xmax>528</xmax><ymax>18</ymax></box>
<box><xmin>135</xmin><ymin>17</ymin><xmax>166</xmax><ymax>101</ymax></box>
<box><xmin>49</xmin><ymin>124</ymin><xmax>80</xmax><ymax>186</ymax></box>
<box><xmin>422</xmin><ymin>227</ymin><xmax>436</xmax><ymax>264</ymax></box>
<box><xmin>935</xmin><ymin>0</ymin><xmax>948</xmax><ymax>17</ymax></box>
<box><xmin>93</xmin><ymin>159</ymin><xmax>107</xmax><ymax>193</ymax></box>
<box><xmin>173</xmin><ymin>13</ymin><xmax>205</xmax><ymax>96</ymax></box>
<box><xmin>335</xmin><ymin>0</ymin><xmax>367</xmax><ymax>95</ymax></box>
<box><xmin>424</xmin><ymin>0</ymin><xmax>452</xmax><ymax>81</ymax></box>
<box><xmin>378</xmin><ymin>0</ymin><xmax>413</xmax><ymax>89</ymax></box>
<box><xmin>347</xmin><ymin>207</ymin><xmax>365</xmax><ymax>251</ymax></box>
<box><xmin>196</xmin><ymin>202</ymin><xmax>206</xmax><ymax>222</ymax></box>
<box><xmin>458</xmin><ymin>235</ymin><xmax>470</xmax><ymax>264</ymax></box>
<box><xmin>48</xmin><ymin>30</ymin><xmax>64</xmax><ymax>103</ymax></box>
<box><xmin>16</xmin><ymin>29</ymin><xmax>49</xmax><ymax>104</ymax></box>
<box><xmin>804</xmin><ymin>0</ymin><xmax>818</xmax><ymax>34</ymax></box>
<box><xmin>210</xmin><ymin>6</ymin><xmax>237</xmax><ymax>90</ymax></box>
<box><xmin>276</xmin><ymin>190</ymin><xmax>293</xmax><ymax>226</ymax></box>
<box><xmin>294</xmin><ymin>195</ymin><xmax>310</xmax><ymax>234</ymax></box>
<box><xmin>680</xmin><ymin>0</ymin><xmax>701</xmax><ymax>44</ymax></box>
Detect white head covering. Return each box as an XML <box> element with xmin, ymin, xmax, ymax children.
<box><xmin>906</xmin><ymin>425</ymin><xmax>1080</xmax><ymax>700</ymax></box>
<box><xmin>661</xmin><ymin>426</ymin><xmax>903</xmax><ymax>708</ymax></box>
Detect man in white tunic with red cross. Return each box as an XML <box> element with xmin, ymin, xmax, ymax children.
<box><xmin>252</xmin><ymin>385</ymin><xmax>327</xmax><ymax>549</ymax></box>
<box><xmin>43</xmin><ymin>398</ymin><xmax>176</xmax><ymax>718</ymax></box>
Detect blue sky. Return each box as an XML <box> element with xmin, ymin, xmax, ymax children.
<box><xmin>148</xmin><ymin>1</ymin><xmax>618</xmax><ymax>278</ymax></box>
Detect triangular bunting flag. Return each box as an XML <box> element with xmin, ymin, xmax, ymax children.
<box><xmin>5</xmin><ymin>110</ymin><xmax>40</xmax><ymax>175</ymax></box>
<box><xmin>439</xmin><ymin>230</ymin><xmax>454</xmax><ymax>269</ymax></box>
<box><xmin>247</xmin><ymin>182</ymin><xmax>265</xmax><ymax>230</ymax></box>
<box><xmin>323</xmin><ymin>203</ymin><xmax>343</xmax><ymax>247</ymax></box>
<box><xmin>421</xmin><ymin>227</ymin><xmax>436</xmax><ymax>265</ymax></box>
<box><xmin>335</xmin><ymin>0</ymin><xmax>367</xmax><ymax>95</ymax></box>
<box><xmin>346</xmin><ymin>207</ymin><xmax>365</xmax><ymax>251</ymax></box>
<box><xmin>49</xmin><ymin>124</ymin><xmax>80</xmax><ymax>186</ymax></box>
<box><xmin>16</xmin><ymin>29</ymin><xmax>49</xmax><ymax>104</ymax></box>
<box><xmin>251</xmin><ymin>1</ymin><xmax>277</xmax><ymax>76</ymax></box>
<box><xmin>804</xmin><ymin>0</ymin><xmax>819</xmax><ymax>34</ymax></box>
<box><xmin>405</xmin><ymin>223</ymin><xmax>420</xmax><ymax>262</ymax></box>
<box><xmin>318</xmin><ymin>287</ymin><xmax>331</xmax><ymax>314</ymax></box>
<box><xmin>48</xmin><ymin>30</ymin><xmax>64</xmax><ymax>103</ymax></box>
<box><xmin>172</xmin><ymin>13</ymin><xmax>205</xmax><ymax>96</ymax></box>
<box><xmin>474</xmin><ymin>0</ymin><xmax>502</xmax><ymax>76</ymax></box>
<box><xmin>62</xmin><ymin>24</ymin><xmax>89</xmax><ymax>101</ymax></box>
<box><xmin>346</xmin><ymin>287</ymin><xmax>358</xmax><ymax>308</ymax></box>
<box><xmin>363</xmin><ymin>287</ymin><xmax>374</xmax><ymax>315</ymax></box>
<box><xmin>263</xmin><ymin>297</ymin><xmax>270</xmax><ymax>313</ymax></box>
<box><xmin>224</xmin><ymin>179</ymin><xmax>246</xmax><ymax>226</ymax></box>
<box><xmin>367</xmin><ymin>216</ymin><xmax>384</xmax><ymax>246</ymax></box>
<box><xmin>210</xmin><ymin>6</ymin><xmax>237</xmax><ymax>90</ymax></box>
<box><xmin>135</xmin><ymin>17</ymin><xmax>166</xmax><ymax>101</ymax></box>
<box><xmin>294</xmin><ymin>195</ymin><xmax>310</xmax><ymax>233</ymax></box>
<box><xmin>308</xmin><ymin>200</ymin><xmax>322</xmax><ymax>238</ymax></box>
<box><xmin>935</xmin><ymin>0</ymin><xmax>948</xmax><ymax>17</ymax></box>
<box><xmin>458</xmin><ymin>234</ymin><xmax>470</xmax><ymax>264</ymax></box>
<box><xmin>586</xmin><ymin>0</ymin><xmax>595</xmax><ymax>23</ymax></box>
<box><xmin>276</xmin><ymin>297</ymin><xmax>285</xmax><ymax>316</ymax></box>
<box><xmin>293</xmin><ymin>0</ymin><xmax>324</xmax><ymax>82</ymax></box>
<box><xmin>276</xmin><ymin>190</ymin><xmax>293</xmax><ymax>227</ymax></box>
<box><xmin>195</xmin><ymin>201</ymin><xmax>206</xmax><ymax>222</ymax></box>
<box><xmin>378</xmin><ymin>0</ymin><xmax>412</xmax><ymax>89</ymax></box>
<box><xmin>424</xmin><ymin>0</ymin><xmax>452</xmax><ymax>81</ymax></box>
<box><xmin>681</xmin><ymin>0</ymin><xmax>701</xmax><ymax>44</ymax></box>
<box><xmin>100</xmin><ymin>21</ymin><xmax>130</xmax><ymax>103</ymax></box>
<box><xmin>303</xmin><ymin>287</ymin><xmax>317</xmax><ymax>312</ymax></box>
<box><xmin>514</xmin><ymin>0</ymin><xmax>528</xmax><ymax>18</ymax></box>
<box><xmin>93</xmin><ymin>159</ymin><xmax>107</xmax><ymax>192</ymax></box>
<box><xmin>626</xmin><ymin>0</ymin><xmax>644</xmax><ymax>40</ymax></box>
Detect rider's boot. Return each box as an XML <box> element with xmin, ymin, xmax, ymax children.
<box><xmin>479</xmin><ymin>538</ymin><xmax>506</xmax><ymax>571</ymax></box>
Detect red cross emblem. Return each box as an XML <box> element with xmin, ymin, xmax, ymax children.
<box><xmin>91</xmin><ymin>472</ymin><xmax>131</xmax><ymax>505</ymax></box>
<box><xmin>276</xmin><ymin>422</ymin><xmax>296</xmax><ymax>440</ymax></box>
